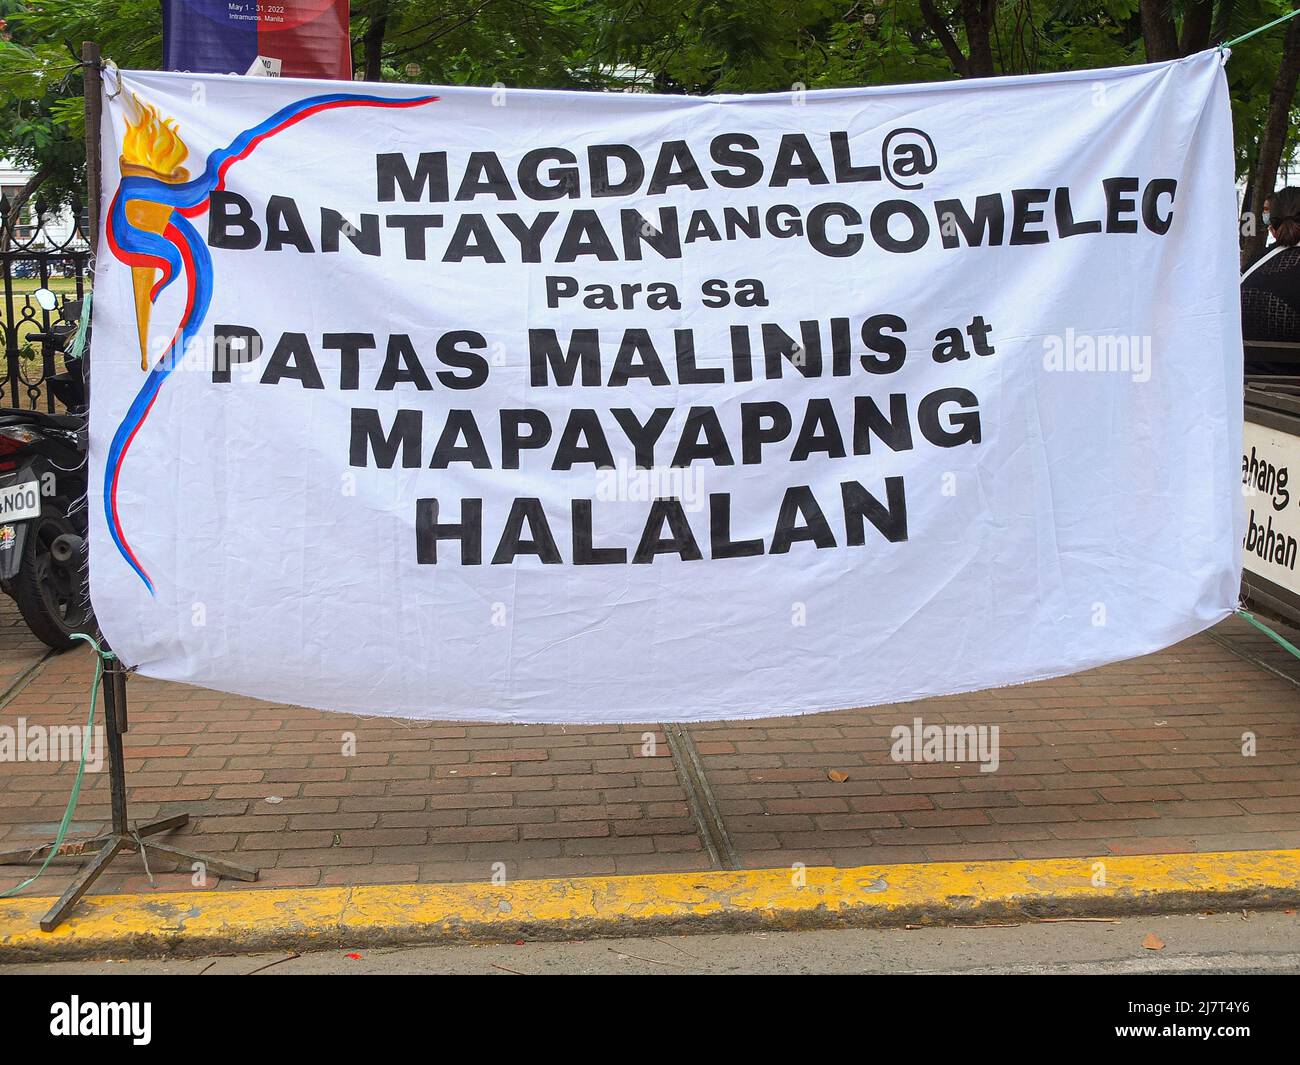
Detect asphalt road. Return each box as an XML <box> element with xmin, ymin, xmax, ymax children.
<box><xmin>4</xmin><ymin>910</ymin><xmax>1298</xmax><ymax>974</ymax></box>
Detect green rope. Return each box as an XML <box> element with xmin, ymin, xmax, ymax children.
<box><xmin>1236</xmin><ymin>609</ymin><xmax>1300</xmax><ymax>659</ymax></box>
<box><xmin>0</xmin><ymin>634</ymin><xmax>114</xmax><ymax>899</ymax></box>
<box><xmin>67</xmin><ymin>289</ymin><xmax>91</xmax><ymax>361</ymax></box>
<box><xmin>1222</xmin><ymin>8</ymin><xmax>1300</xmax><ymax>49</ymax></box>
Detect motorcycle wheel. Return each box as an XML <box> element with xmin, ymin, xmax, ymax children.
<box><xmin>11</xmin><ymin>503</ymin><xmax>93</xmax><ymax>651</ymax></box>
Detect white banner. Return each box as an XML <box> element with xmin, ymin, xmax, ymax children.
<box><xmin>90</xmin><ymin>52</ymin><xmax>1244</xmax><ymax>723</ymax></box>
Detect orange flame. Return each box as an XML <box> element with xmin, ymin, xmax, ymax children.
<box><xmin>121</xmin><ymin>94</ymin><xmax>189</xmax><ymax>177</ymax></box>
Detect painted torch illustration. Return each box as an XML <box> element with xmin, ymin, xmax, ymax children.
<box><xmin>105</xmin><ymin>84</ymin><xmax>440</xmax><ymax>592</ymax></box>
<box><xmin>118</xmin><ymin>95</ymin><xmax>190</xmax><ymax>370</ymax></box>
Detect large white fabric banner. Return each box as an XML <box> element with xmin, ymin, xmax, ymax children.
<box><xmin>90</xmin><ymin>51</ymin><xmax>1243</xmax><ymax>723</ymax></box>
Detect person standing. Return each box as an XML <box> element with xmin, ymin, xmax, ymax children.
<box><xmin>1243</xmin><ymin>187</ymin><xmax>1300</xmax><ymax>373</ymax></box>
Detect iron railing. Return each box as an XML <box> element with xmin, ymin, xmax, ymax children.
<box><xmin>1</xmin><ymin>210</ymin><xmax>91</xmax><ymax>411</ymax></box>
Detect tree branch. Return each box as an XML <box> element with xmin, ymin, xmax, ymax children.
<box><xmin>382</xmin><ymin>0</ymin><xmax>500</xmax><ymax>63</ymax></box>
<box><xmin>918</xmin><ymin>0</ymin><xmax>970</xmax><ymax>75</ymax></box>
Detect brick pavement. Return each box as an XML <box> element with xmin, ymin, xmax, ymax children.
<box><xmin>0</xmin><ymin>608</ymin><xmax>1297</xmax><ymax>900</ymax></box>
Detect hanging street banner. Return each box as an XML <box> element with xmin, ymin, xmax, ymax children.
<box><xmin>90</xmin><ymin>53</ymin><xmax>1244</xmax><ymax>723</ymax></box>
<box><xmin>162</xmin><ymin>0</ymin><xmax>351</xmax><ymax>79</ymax></box>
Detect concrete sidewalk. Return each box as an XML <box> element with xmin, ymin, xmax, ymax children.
<box><xmin>1</xmin><ymin>608</ymin><xmax>1298</xmax><ymax>903</ymax></box>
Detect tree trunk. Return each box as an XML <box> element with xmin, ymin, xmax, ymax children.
<box><xmin>919</xmin><ymin>0</ymin><xmax>999</xmax><ymax>77</ymax></box>
<box><xmin>961</xmin><ymin>0</ymin><xmax>998</xmax><ymax>76</ymax></box>
<box><xmin>1140</xmin><ymin>0</ymin><xmax>1180</xmax><ymax>61</ymax></box>
<box><xmin>1244</xmin><ymin>10</ymin><xmax>1300</xmax><ymax>264</ymax></box>
<box><xmin>363</xmin><ymin>1</ymin><xmax>390</xmax><ymax>82</ymax></box>
<box><xmin>1179</xmin><ymin>0</ymin><xmax>1214</xmax><ymax>54</ymax></box>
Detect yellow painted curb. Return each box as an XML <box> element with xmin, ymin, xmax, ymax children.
<box><xmin>2</xmin><ymin>849</ymin><xmax>1298</xmax><ymax>960</ymax></box>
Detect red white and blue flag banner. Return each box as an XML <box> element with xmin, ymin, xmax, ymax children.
<box><xmin>90</xmin><ymin>55</ymin><xmax>1242</xmax><ymax>723</ymax></box>
<box><xmin>162</xmin><ymin>0</ymin><xmax>351</xmax><ymax>79</ymax></box>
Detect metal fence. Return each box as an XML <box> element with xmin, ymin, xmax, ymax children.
<box><xmin>0</xmin><ymin>211</ymin><xmax>91</xmax><ymax>411</ymax></box>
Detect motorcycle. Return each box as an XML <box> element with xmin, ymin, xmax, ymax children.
<box><xmin>0</xmin><ymin>288</ymin><xmax>92</xmax><ymax>649</ymax></box>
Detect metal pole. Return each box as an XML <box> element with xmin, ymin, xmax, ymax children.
<box><xmin>80</xmin><ymin>42</ymin><xmax>101</xmax><ymax>418</ymax></box>
<box><xmin>81</xmin><ymin>42</ymin><xmax>102</xmax><ymax>247</ymax></box>
<box><xmin>101</xmin><ymin>658</ymin><xmax>129</xmax><ymax>838</ymax></box>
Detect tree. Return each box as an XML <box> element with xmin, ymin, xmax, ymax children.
<box><xmin>350</xmin><ymin>0</ymin><xmax>584</xmax><ymax>87</ymax></box>
<box><xmin>1</xmin><ymin>0</ymin><xmax>1298</xmax><ymax>223</ymax></box>
<box><xmin>0</xmin><ymin>0</ymin><xmax>158</xmax><ymax>236</ymax></box>
<box><xmin>1245</xmin><ymin>3</ymin><xmax>1300</xmax><ymax>260</ymax></box>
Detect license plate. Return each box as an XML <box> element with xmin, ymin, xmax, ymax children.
<box><xmin>0</xmin><ymin>481</ymin><xmax>41</xmax><ymax>524</ymax></box>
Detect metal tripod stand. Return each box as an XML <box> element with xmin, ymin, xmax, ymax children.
<box><xmin>0</xmin><ymin>652</ymin><xmax>259</xmax><ymax>931</ymax></box>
